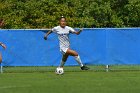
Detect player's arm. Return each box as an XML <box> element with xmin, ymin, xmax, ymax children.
<box><xmin>71</xmin><ymin>28</ymin><xmax>83</xmax><ymax>35</ymax></box>
<box><xmin>0</xmin><ymin>42</ymin><xmax>6</xmax><ymax>49</ymax></box>
<box><xmin>44</xmin><ymin>30</ymin><xmax>52</xmax><ymax>40</ymax></box>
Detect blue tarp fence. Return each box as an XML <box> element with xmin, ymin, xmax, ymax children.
<box><xmin>0</xmin><ymin>28</ymin><xmax>140</xmax><ymax>66</ymax></box>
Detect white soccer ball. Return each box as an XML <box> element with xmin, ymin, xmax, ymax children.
<box><xmin>55</xmin><ymin>67</ymin><xmax>64</xmax><ymax>75</ymax></box>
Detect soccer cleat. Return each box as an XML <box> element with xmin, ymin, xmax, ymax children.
<box><xmin>81</xmin><ymin>65</ymin><xmax>90</xmax><ymax>70</ymax></box>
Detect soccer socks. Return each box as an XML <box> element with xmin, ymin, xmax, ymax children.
<box><xmin>0</xmin><ymin>62</ymin><xmax>3</xmax><ymax>73</ymax></box>
<box><xmin>60</xmin><ymin>60</ymin><xmax>65</xmax><ymax>67</ymax></box>
<box><xmin>60</xmin><ymin>55</ymin><xmax>84</xmax><ymax>67</ymax></box>
<box><xmin>74</xmin><ymin>55</ymin><xmax>84</xmax><ymax>67</ymax></box>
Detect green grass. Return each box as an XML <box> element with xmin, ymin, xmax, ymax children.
<box><xmin>0</xmin><ymin>71</ymin><xmax>140</xmax><ymax>93</ymax></box>
<box><xmin>2</xmin><ymin>65</ymin><xmax>140</xmax><ymax>73</ymax></box>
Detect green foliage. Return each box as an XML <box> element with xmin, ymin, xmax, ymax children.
<box><xmin>0</xmin><ymin>0</ymin><xmax>140</xmax><ymax>28</ymax></box>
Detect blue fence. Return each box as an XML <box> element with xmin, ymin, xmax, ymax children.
<box><xmin>0</xmin><ymin>28</ymin><xmax>140</xmax><ymax>66</ymax></box>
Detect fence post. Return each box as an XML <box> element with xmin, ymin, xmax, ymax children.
<box><xmin>106</xmin><ymin>65</ymin><xmax>109</xmax><ymax>72</ymax></box>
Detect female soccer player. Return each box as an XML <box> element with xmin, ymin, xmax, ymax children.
<box><xmin>0</xmin><ymin>42</ymin><xmax>6</xmax><ymax>63</ymax></box>
<box><xmin>44</xmin><ymin>16</ymin><xmax>89</xmax><ymax>70</ymax></box>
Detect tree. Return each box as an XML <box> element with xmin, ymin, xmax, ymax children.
<box><xmin>0</xmin><ymin>0</ymin><xmax>139</xmax><ymax>28</ymax></box>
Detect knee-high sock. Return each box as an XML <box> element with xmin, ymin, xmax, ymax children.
<box><xmin>75</xmin><ymin>55</ymin><xmax>83</xmax><ymax>67</ymax></box>
<box><xmin>60</xmin><ymin>60</ymin><xmax>65</xmax><ymax>67</ymax></box>
<box><xmin>0</xmin><ymin>62</ymin><xmax>3</xmax><ymax>73</ymax></box>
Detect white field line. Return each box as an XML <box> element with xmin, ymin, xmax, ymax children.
<box><xmin>0</xmin><ymin>85</ymin><xmax>31</xmax><ymax>89</ymax></box>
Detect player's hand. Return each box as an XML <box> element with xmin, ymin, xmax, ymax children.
<box><xmin>44</xmin><ymin>36</ymin><xmax>47</xmax><ymax>40</ymax></box>
<box><xmin>1</xmin><ymin>44</ymin><xmax>6</xmax><ymax>49</ymax></box>
<box><xmin>78</xmin><ymin>28</ymin><xmax>83</xmax><ymax>34</ymax></box>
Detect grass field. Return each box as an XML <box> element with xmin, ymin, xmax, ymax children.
<box><xmin>0</xmin><ymin>67</ymin><xmax>140</xmax><ymax>93</ymax></box>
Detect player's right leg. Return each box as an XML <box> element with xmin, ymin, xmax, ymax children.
<box><xmin>59</xmin><ymin>54</ymin><xmax>69</xmax><ymax>68</ymax></box>
<box><xmin>0</xmin><ymin>53</ymin><xmax>2</xmax><ymax>63</ymax></box>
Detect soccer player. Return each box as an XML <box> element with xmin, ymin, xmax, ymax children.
<box><xmin>0</xmin><ymin>42</ymin><xmax>6</xmax><ymax>63</ymax></box>
<box><xmin>44</xmin><ymin>16</ymin><xmax>89</xmax><ymax>70</ymax></box>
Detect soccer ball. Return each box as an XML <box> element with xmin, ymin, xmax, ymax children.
<box><xmin>55</xmin><ymin>67</ymin><xmax>64</xmax><ymax>75</ymax></box>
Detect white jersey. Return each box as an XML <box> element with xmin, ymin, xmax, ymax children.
<box><xmin>52</xmin><ymin>26</ymin><xmax>76</xmax><ymax>50</ymax></box>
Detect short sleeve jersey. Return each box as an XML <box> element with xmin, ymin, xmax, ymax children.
<box><xmin>52</xmin><ymin>26</ymin><xmax>76</xmax><ymax>49</ymax></box>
